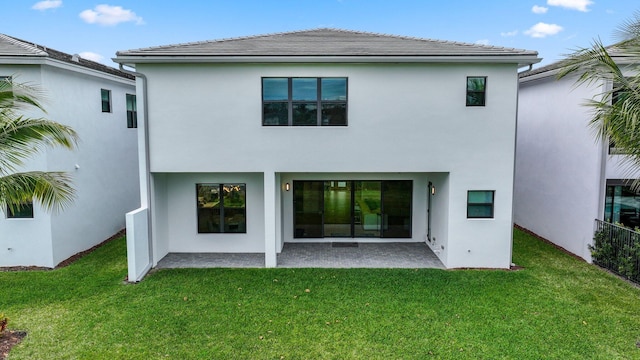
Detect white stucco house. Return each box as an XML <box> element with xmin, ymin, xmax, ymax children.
<box><xmin>0</xmin><ymin>34</ymin><xmax>140</xmax><ymax>268</ymax></box>
<box><xmin>515</xmin><ymin>53</ymin><xmax>637</xmax><ymax>261</ymax></box>
<box><xmin>114</xmin><ymin>28</ymin><xmax>540</xmax><ymax>281</ymax></box>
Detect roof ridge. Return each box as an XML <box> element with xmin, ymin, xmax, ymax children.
<box><xmin>0</xmin><ymin>33</ymin><xmax>48</xmax><ymax>56</ymax></box>
<box><xmin>119</xmin><ymin>28</ymin><xmax>532</xmax><ymax>54</ymax></box>
<box><xmin>117</xmin><ymin>28</ymin><xmax>323</xmax><ymax>54</ymax></box>
<box><xmin>303</xmin><ymin>28</ymin><xmax>533</xmax><ymax>53</ymax></box>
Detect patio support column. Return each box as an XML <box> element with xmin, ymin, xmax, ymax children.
<box><xmin>264</xmin><ymin>171</ymin><xmax>277</xmax><ymax>267</ymax></box>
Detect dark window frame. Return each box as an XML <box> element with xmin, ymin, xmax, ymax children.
<box><xmin>467</xmin><ymin>190</ymin><xmax>495</xmax><ymax>219</ymax></box>
<box><xmin>466</xmin><ymin>76</ymin><xmax>487</xmax><ymax>107</ymax></box>
<box><xmin>608</xmin><ymin>82</ymin><xmax>628</xmax><ymax>154</ymax></box>
<box><xmin>101</xmin><ymin>88</ymin><xmax>112</xmax><ymax>113</ymax></box>
<box><xmin>7</xmin><ymin>200</ymin><xmax>34</xmax><ymax>219</ymax></box>
<box><xmin>262</xmin><ymin>77</ymin><xmax>348</xmax><ymax>126</ymax></box>
<box><xmin>126</xmin><ymin>93</ymin><xmax>137</xmax><ymax>128</ymax></box>
<box><xmin>196</xmin><ymin>183</ymin><xmax>246</xmax><ymax>234</ymax></box>
<box><xmin>293</xmin><ymin>180</ymin><xmax>412</xmax><ymax>238</ymax></box>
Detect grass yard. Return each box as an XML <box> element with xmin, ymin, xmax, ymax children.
<box><xmin>2</xmin><ymin>229</ymin><xmax>640</xmax><ymax>359</ymax></box>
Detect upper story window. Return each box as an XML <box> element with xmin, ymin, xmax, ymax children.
<box><xmin>0</xmin><ymin>76</ymin><xmax>13</xmax><ymax>102</ymax></box>
<box><xmin>466</xmin><ymin>77</ymin><xmax>486</xmax><ymax>106</ymax></box>
<box><xmin>126</xmin><ymin>94</ymin><xmax>137</xmax><ymax>128</ymax></box>
<box><xmin>101</xmin><ymin>89</ymin><xmax>111</xmax><ymax>113</ymax></box>
<box><xmin>467</xmin><ymin>190</ymin><xmax>494</xmax><ymax>218</ymax></box>
<box><xmin>262</xmin><ymin>77</ymin><xmax>347</xmax><ymax>126</ymax></box>
<box><xmin>608</xmin><ymin>83</ymin><xmax>628</xmax><ymax>154</ymax></box>
<box><xmin>7</xmin><ymin>200</ymin><xmax>34</xmax><ymax>219</ymax></box>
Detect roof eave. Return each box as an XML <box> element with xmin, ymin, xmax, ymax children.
<box><xmin>113</xmin><ymin>54</ymin><xmax>541</xmax><ymax>67</ymax></box>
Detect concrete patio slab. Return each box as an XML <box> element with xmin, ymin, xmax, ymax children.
<box><xmin>156</xmin><ymin>242</ymin><xmax>444</xmax><ymax>269</ymax></box>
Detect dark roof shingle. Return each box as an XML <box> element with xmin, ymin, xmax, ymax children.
<box><xmin>117</xmin><ymin>28</ymin><xmax>538</xmax><ymax>59</ymax></box>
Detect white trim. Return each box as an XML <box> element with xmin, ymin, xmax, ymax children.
<box><xmin>114</xmin><ymin>55</ymin><xmax>541</xmax><ymax>67</ymax></box>
<box><xmin>0</xmin><ymin>56</ymin><xmax>134</xmax><ymax>85</ymax></box>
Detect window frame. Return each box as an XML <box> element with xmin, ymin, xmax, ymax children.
<box><xmin>466</xmin><ymin>76</ymin><xmax>487</xmax><ymax>107</ymax></box>
<box><xmin>126</xmin><ymin>93</ymin><xmax>137</xmax><ymax>128</ymax></box>
<box><xmin>196</xmin><ymin>183</ymin><xmax>247</xmax><ymax>234</ymax></box>
<box><xmin>101</xmin><ymin>89</ymin><xmax>112</xmax><ymax>113</ymax></box>
<box><xmin>608</xmin><ymin>82</ymin><xmax>628</xmax><ymax>154</ymax></box>
<box><xmin>7</xmin><ymin>200</ymin><xmax>34</xmax><ymax>219</ymax></box>
<box><xmin>467</xmin><ymin>190</ymin><xmax>495</xmax><ymax>219</ymax></box>
<box><xmin>262</xmin><ymin>77</ymin><xmax>348</xmax><ymax>126</ymax></box>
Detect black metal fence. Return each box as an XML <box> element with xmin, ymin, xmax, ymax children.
<box><xmin>592</xmin><ymin>219</ymin><xmax>640</xmax><ymax>284</ymax></box>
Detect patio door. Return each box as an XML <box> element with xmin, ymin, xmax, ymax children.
<box><xmin>294</xmin><ymin>181</ymin><xmax>323</xmax><ymax>238</ymax></box>
<box><xmin>293</xmin><ymin>180</ymin><xmax>412</xmax><ymax>238</ymax></box>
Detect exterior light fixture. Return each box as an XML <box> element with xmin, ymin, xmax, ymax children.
<box><xmin>285</xmin><ymin>182</ymin><xmax>290</xmax><ymax>191</ymax></box>
<box><xmin>429</xmin><ymin>182</ymin><xmax>435</xmax><ymax>195</ymax></box>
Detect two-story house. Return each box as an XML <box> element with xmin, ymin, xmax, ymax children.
<box><xmin>114</xmin><ymin>29</ymin><xmax>540</xmax><ymax>281</ymax></box>
<box><xmin>0</xmin><ymin>34</ymin><xmax>139</xmax><ymax>268</ymax></box>
<box><xmin>515</xmin><ymin>54</ymin><xmax>638</xmax><ymax>261</ymax></box>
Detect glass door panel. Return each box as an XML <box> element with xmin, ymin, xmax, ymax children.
<box><xmin>323</xmin><ymin>181</ymin><xmax>352</xmax><ymax>237</ymax></box>
<box><xmin>382</xmin><ymin>181</ymin><xmax>412</xmax><ymax>238</ymax></box>
<box><xmin>354</xmin><ymin>181</ymin><xmax>382</xmax><ymax>237</ymax></box>
<box><xmin>294</xmin><ymin>181</ymin><xmax>323</xmax><ymax>238</ymax></box>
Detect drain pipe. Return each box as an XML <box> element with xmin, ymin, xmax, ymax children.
<box><xmin>119</xmin><ymin>63</ymin><xmax>154</xmax><ymax>274</ymax></box>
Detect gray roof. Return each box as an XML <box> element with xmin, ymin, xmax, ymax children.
<box><xmin>116</xmin><ymin>28</ymin><xmax>539</xmax><ymax>62</ymax></box>
<box><xmin>0</xmin><ymin>34</ymin><xmax>134</xmax><ymax>80</ymax></box>
<box><xmin>520</xmin><ymin>44</ymin><xmax>637</xmax><ymax>79</ymax></box>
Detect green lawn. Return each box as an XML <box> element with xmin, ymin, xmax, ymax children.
<box><xmin>2</xmin><ymin>229</ymin><xmax>640</xmax><ymax>359</ymax></box>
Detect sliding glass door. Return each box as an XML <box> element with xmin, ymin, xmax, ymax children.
<box><xmin>293</xmin><ymin>180</ymin><xmax>412</xmax><ymax>238</ymax></box>
<box><xmin>294</xmin><ymin>181</ymin><xmax>323</xmax><ymax>238</ymax></box>
<box><xmin>324</xmin><ymin>181</ymin><xmax>352</xmax><ymax>237</ymax></box>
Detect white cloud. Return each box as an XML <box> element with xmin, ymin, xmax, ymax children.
<box><xmin>532</xmin><ymin>5</ymin><xmax>548</xmax><ymax>14</ymax></box>
<box><xmin>501</xmin><ymin>30</ymin><xmax>518</xmax><ymax>37</ymax></box>
<box><xmin>79</xmin><ymin>4</ymin><xmax>144</xmax><ymax>26</ymax></box>
<box><xmin>475</xmin><ymin>39</ymin><xmax>490</xmax><ymax>46</ymax></box>
<box><xmin>78</xmin><ymin>52</ymin><xmax>104</xmax><ymax>63</ymax></box>
<box><xmin>32</xmin><ymin>0</ymin><xmax>62</xmax><ymax>10</ymax></box>
<box><xmin>524</xmin><ymin>22</ymin><xmax>564</xmax><ymax>38</ymax></box>
<box><xmin>547</xmin><ymin>0</ymin><xmax>593</xmax><ymax>12</ymax></box>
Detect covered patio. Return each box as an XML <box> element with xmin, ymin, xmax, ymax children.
<box><xmin>156</xmin><ymin>242</ymin><xmax>444</xmax><ymax>269</ymax></box>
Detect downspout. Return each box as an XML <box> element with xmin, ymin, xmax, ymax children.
<box><xmin>119</xmin><ymin>63</ymin><xmax>154</xmax><ymax>270</ymax></box>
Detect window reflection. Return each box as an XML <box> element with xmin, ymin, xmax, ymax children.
<box><xmin>605</xmin><ymin>184</ymin><xmax>640</xmax><ymax>228</ymax></box>
<box><xmin>197</xmin><ymin>183</ymin><xmax>246</xmax><ymax>233</ymax></box>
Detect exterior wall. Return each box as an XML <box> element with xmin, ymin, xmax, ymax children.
<box><xmin>139</xmin><ymin>62</ymin><xmax>520</xmax><ymax>269</ymax></box>
<box><xmin>156</xmin><ymin>172</ymin><xmax>265</xmax><ymax>253</ymax></box>
<box><xmin>0</xmin><ymin>62</ymin><xmax>138</xmax><ymax>267</ymax></box>
<box><xmin>515</xmin><ymin>74</ymin><xmax>604</xmax><ymax>261</ymax></box>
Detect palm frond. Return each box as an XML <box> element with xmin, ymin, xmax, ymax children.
<box><xmin>0</xmin><ymin>116</ymin><xmax>78</xmax><ymax>174</ymax></box>
<box><xmin>0</xmin><ymin>171</ymin><xmax>75</xmax><ymax>213</ymax></box>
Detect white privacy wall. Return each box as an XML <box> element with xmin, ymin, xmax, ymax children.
<box><xmin>0</xmin><ymin>63</ymin><xmax>138</xmax><ymax>267</ymax></box>
<box><xmin>515</xmin><ymin>74</ymin><xmax>604</xmax><ymax>261</ymax></box>
<box><xmin>139</xmin><ymin>62</ymin><xmax>520</xmax><ymax>268</ymax></box>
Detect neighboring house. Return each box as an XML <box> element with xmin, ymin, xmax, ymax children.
<box><xmin>0</xmin><ymin>34</ymin><xmax>140</xmax><ymax>268</ymax></box>
<box><xmin>114</xmin><ymin>28</ymin><xmax>540</xmax><ymax>281</ymax></box>
<box><xmin>515</xmin><ymin>54</ymin><xmax>637</xmax><ymax>261</ymax></box>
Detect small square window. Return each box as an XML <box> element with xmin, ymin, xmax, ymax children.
<box><xmin>101</xmin><ymin>89</ymin><xmax>111</xmax><ymax>112</ymax></box>
<box><xmin>466</xmin><ymin>77</ymin><xmax>486</xmax><ymax>106</ymax></box>
<box><xmin>7</xmin><ymin>200</ymin><xmax>34</xmax><ymax>219</ymax></box>
<box><xmin>467</xmin><ymin>190</ymin><xmax>494</xmax><ymax>218</ymax></box>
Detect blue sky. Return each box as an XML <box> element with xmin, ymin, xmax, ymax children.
<box><xmin>4</xmin><ymin>0</ymin><xmax>639</xmax><ymax>68</ymax></box>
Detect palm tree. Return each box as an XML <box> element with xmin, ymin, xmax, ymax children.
<box><xmin>0</xmin><ymin>77</ymin><xmax>78</xmax><ymax>215</ymax></box>
<box><xmin>557</xmin><ymin>13</ymin><xmax>640</xmax><ymax>181</ymax></box>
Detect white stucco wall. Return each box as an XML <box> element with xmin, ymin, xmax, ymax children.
<box><xmin>138</xmin><ymin>62</ymin><xmax>520</xmax><ymax>269</ymax></box>
<box><xmin>515</xmin><ymin>74</ymin><xmax>604</xmax><ymax>260</ymax></box>
<box><xmin>0</xmin><ymin>62</ymin><xmax>139</xmax><ymax>267</ymax></box>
